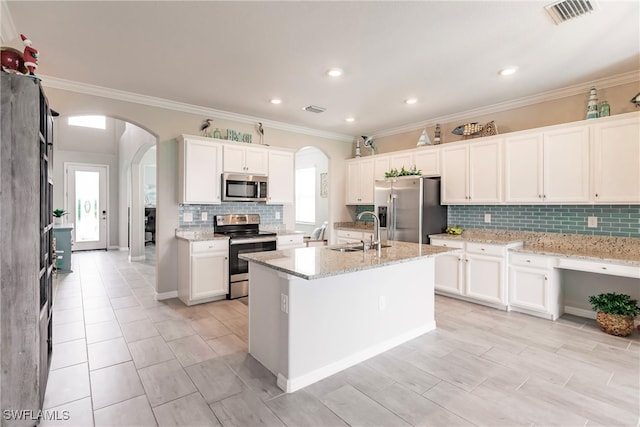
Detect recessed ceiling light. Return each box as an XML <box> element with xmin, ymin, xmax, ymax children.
<box><xmin>327</xmin><ymin>68</ymin><xmax>343</xmax><ymax>77</ymax></box>
<box><xmin>499</xmin><ymin>67</ymin><xmax>518</xmax><ymax>76</ymax></box>
<box><xmin>345</xmin><ymin>117</ymin><xmax>355</xmax><ymax>123</ymax></box>
<box><xmin>405</xmin><ymin>98</ymin><xmax>418</xmax><ymax>105</ymax></box>
<box><xmin>270</xmin><ymin>98</ymin><xmax>282</xmax><ymax>104</ymax></box>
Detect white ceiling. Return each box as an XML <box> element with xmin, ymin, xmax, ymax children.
<box><xmin>4</xmin><ymin>1</ymin><xmax>639</xmax><ymax>139</ymax></box>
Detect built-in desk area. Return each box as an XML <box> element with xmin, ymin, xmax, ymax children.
<box><xmin>430</xmin><ymin>230</ymin><xmax>640</xmax><ymax>321</ymax></box>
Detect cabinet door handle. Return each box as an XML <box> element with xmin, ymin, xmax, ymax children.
<box><xmin>526</xmin><ymin>259</ymin><xmax>531</xmax><ymax>263</ymax></box>
<box><xmin>601</xmin><ymin>266</ymin><xmax>607</xmax><ymax>270</ymax></box>
<box><xmin>538</xmin><ymin>194</ymin><xmax>542</xmax><ymax>198</ymax></box>
<box><xmin>481</xmin><ymin>248</ymin><xmax>485</xmax><ymax>251</ymax></box>
<box><xmin>595</xmin><ymin>193</ymin><xmax>599</xmax><ymax>198</ymax></box>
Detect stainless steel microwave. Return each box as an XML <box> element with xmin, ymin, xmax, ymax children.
<box><xmin>222</xmin><ymin>173</ymin><xmax>268</xmax><ymax>202</ymax></box>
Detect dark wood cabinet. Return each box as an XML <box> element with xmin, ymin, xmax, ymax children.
<box><xmin>1</xmin><ymin>72</ymin><xmax>54</xmax><ymax>425</ymax></box>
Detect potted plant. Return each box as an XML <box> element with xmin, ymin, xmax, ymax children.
<box><xmin>53</xmin><ymin>209</ymin><xmax>67</xmax><ymax>225</ymax></box>
<box><xmin>588</xmin><ymin>292</ymin><xmax>640</xmax><ymax>337</ymax></box>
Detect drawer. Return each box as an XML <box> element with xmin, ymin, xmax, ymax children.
<box><xmin>465</xmin><ymin>242</ymin><xmax>505</xmax><ymax>256</ymax></box>
<box><xmin>430</xmin><ymin>239</ymin><xmax>464</xmax><ymax>250</ymax></box>
<box><xmin>336</xmin><ymin>230</ymin><xmax>364</xmax><ymax>240</ymax></box>
<box><xmin>277</xmin><ymin>234</ymin><xmax>304</xmax><ymax>245</ymax></box>
<box><xmin>192</xmin><ymin>240</ymin><xmax>228</xmax><ymax>254</ymax></box>
<box><xmin>510</xmin><ymin>252</ymin><xmax>553</xmax><ymax>269</ymax></box>
<box><xmin>557</xmin><ymin>258</ymin><xmax>640</xmax><ymax>279</ymax></box>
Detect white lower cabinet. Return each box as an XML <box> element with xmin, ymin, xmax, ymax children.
<box><xmin>433</xmin><ymin>239</ymin><xmax>464</xmax><ymax>295</ymax></box>
<box><xmin>508</xmin><ymin>252</ymin><xmax>561</xmax><ymax>320</ymax></box>
<box><xmin>178</xmin><ymin>239</ymin><xmax>229</xmax><ymax>305</ymax></box>
<box><xmin>276</xmin><ymin>233</ymin><xmax>305</xmax><ymax>250</ymax></box>
<box><xmin>335</xmin><ymin>229</ymin><xmax>373</xmax><ymax>245</ymax></box>
<box><xmin>432</xmin><ymin>238</ymin><xmax>520</xmax><ymax>308</ymax></box>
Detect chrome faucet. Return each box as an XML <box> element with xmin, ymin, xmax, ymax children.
<box><xmin>357</xmin><ymin>211</ymin><xmax>382</xmax><ymax>257</ymax></box>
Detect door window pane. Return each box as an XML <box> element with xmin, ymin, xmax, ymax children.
<box><xmin>75</xmin><ymin>170</ymin><xmax>100</xmax><ymax>242</ymax></box>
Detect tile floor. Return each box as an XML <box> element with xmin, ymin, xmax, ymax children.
<box><xmin>43</xmin><ymin>248</ymin><xmax>640</xmax><ymax>426</ymax></box>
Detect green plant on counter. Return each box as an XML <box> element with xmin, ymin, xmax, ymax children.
<box><xmin>588</xmin><ymin>292</ymin><xmax>640</xmax><ymax>316</ymax></box>
<box><xmin>53</xmin><ymin>209</ymin><xmax>67</xmax><ymax>218</ymax></box>
<box><xmin>384</xmin><ymin>165</ymin><xmax>421</xmax><ymax>178</ymax></box>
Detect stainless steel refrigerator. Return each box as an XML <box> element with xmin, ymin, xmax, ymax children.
<box><xmin>375</xmin><ymin>176</ymin><xmax>447</xmax><ymax>245</ymax></box>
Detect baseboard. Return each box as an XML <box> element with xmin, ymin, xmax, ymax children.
<box><xmin>275</xmin><ymin>321</ymin><xmax>436</xmax><ymax>393</ymax></box>
<box><xmin>564</xmin><ymin>306</ymin><xmax>596</xmax><ymax>320</ymax></box>
<box><xmin>108</xmin><ymin>245</ymin><xmax>120</xmax><ymax>250</ymax></box>
<box><xmin>118</xmin><ymin>247</ymin><xmax>128</xmax><ymax>251</ymax></box>
<box><xmin>155</xmin><ymin>291</ymin><xmax>178</xmax><ymax>301</ymax></box>
<box><xmin>129</xmin><ymin>255</ymin><xmax>145</xmax><ymax>261</ymax></box>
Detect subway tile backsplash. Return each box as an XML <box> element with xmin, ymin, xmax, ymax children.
<box><xmin>448</xmin><ymin>205</ymin><xmax>639</xmax><ymax>238</ymax></box>
<box><xmin>178</xmin><ymin>203</ymin><xmax>283</xmax><ymax>227</ymax></box>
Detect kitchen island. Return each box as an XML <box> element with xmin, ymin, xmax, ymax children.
<box><xmin>239</xmin><ymin>241</ymin><xmax>453</xmax><ymax>392</ymax></box>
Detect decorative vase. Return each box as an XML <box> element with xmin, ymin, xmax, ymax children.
<box><xmin>599</xmin><ymin>101</ymin><xmax>610</xmax><ymax>117</ymax></box>
<box><xmin>416</xmin><ymin>129</ymin><xmax>431</xmax><ymax>146</ymax></box>
<box><xmin>586</xmin><ymin>86</ymin><xmax>599</xmax><ymax>119</ymax></box>
<box><xmin>596</xmin><ymin>311</ymin><xmax>634</xmax><ymax>336</ymax></box>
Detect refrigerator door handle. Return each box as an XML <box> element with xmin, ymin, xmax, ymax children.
<box><xmin>389</xmin><ymin>193</ymin><xmax>397</xmax><ymax>241</ymax></box>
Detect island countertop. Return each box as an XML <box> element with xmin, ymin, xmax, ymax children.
<box><xmin>239</xmin><ymin>241</ymin><xmax>454</xmax><ymax>280</ymax></box>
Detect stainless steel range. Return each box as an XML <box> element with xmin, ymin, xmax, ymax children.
<box><xmin>214</xmin><ymin>214</ymin><xmax>277</xmax><ymax>299</ymax></box>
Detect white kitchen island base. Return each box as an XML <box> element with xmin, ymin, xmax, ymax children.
<box><xmin>247</xmin><ymin>255</ymin><xmax>436</xmax><ymax>393</ymax></box>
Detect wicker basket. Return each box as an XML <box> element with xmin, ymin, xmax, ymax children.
<box><xmin>596</xmin><ymin>311</ymin><xmax>634</xmax><ymax>337</ymax></box>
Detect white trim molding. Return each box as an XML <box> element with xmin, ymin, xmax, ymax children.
<box><xmin>38</xmin><ymin>75</ymin><xmax>354</xmax><ymax>143</ymax></box>
<box><xmin>371</xmin><ymin>71</ymin><xmax>640</xmax><ymax>139</ymax></box>
<box><xmin>155</xmin><ymin>291</ymin><xmax>178</xmax><ymax>301</ymax></box>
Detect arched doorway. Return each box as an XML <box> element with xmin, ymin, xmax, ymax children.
<box><xmin>54</xmin><ymin>115</ymin><xmax>158</xmax><ymax>265</ymax></box>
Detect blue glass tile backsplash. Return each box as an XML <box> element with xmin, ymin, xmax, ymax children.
<box><xmin>178</xmin><ymin>203</ymin><xmax>283</xmax><ymax>227</ymax></box>
<box><xmin>448</xmin><ymin>204</ymin><xmax>639</xmax><ymax>238</ymax></box>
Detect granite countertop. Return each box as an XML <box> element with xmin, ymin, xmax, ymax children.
<box><xmin>334</xmin><ymin>222</ymin><xmax>375</xmax><ymax>232</ymax></box>
<box><xmin>430</xmin><ymin>229</ymin><xmax>525</xmax><ymax>245</ymax></box>
<box><xmin>175</xmin><ymin>228</ymin><xmax>228</xmax><ymax>241</ymax></box>
<box><xmin>430</xmin><ymin>229</ymin><xmax>640</xmax><ymax>266</ymax></box>
<box><xmin>239</xmin><ymin>241</ymin><xmax>455</xmax><ymax>280</ymax></box>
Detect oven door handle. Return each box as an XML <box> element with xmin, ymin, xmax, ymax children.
<box><xmin>230</xmin><ymin>237</ymin><xmax>277</xmax><ymax>245</ymax></box>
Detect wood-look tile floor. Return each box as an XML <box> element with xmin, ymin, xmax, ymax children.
<box><xmin>43</xmin><ymin>249</ymin><xmax>640</xmax><ymax>426</ymax></box>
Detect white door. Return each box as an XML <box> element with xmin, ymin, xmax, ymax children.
<box><xmin>66</xmin><ymin>163</ymin><xmax>108</xmax><ymax>251</ymax></box>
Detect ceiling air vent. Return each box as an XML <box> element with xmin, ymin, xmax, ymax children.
<box><xmin>545</xmin><ymin>0</ymin><xmax>599</xmax><ymax>24</ymax></box>
<box><xmin>303</xmin><ymin>105</ymin><xmax>327</xmax><ymax>114</ymax></box>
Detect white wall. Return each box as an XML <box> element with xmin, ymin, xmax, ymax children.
<box><xmin>43</xmin><ymin>87</ymin><xmax>351</xmax><ymax>295</ymax></box>
<box><xmin>117</xmin><ymin>123</ymin><xmax>155</xmax><ymax>253</ymax></box>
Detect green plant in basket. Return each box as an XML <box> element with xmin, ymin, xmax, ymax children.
<box><xmin>588</xmin><ymin>292</ymin><xmax>640</xmax><ymax>337</ymax></box>
<box><xmin>53</xmin><ymin>209</ymin><xmax>67</xmax><ymax>218</ymax></box>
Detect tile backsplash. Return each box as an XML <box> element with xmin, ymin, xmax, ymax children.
<box><xmin>178</xmin><ymin>203</ymin><xmax>283</xmax><ymax>228</ymax></box>
<box><xmin>448</xmin><ymin>205</ymin><xmax>639</xmax><ymax>238</ymax></box>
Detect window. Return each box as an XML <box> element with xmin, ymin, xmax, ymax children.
<box><xmin>68</xmin><ymin>115</ymin><xmax>106</xmax><ymax>130</ymax></box>
<box><xmin>295</xmin><ymin>167</ymin><xmax>315</xmax><ymax>223</ymax></box>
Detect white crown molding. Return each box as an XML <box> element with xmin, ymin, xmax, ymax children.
<box><xmin>39</xmin><ymin>75</ymin><xmax>354</xmax><ymax>143</ymax></box>
<box><xmin>371</xmin><ymin>71</ymin><xmax>640</xmax><ymax>139</ymax></box>
<box><xmin>0</xmin><ymin>0</ymin><xmax>18</xmax><ymax>44</ymax></box>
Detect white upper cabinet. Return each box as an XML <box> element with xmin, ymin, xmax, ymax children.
<box><xmin>591</xmin><ymin>116</ymin><xmax>640</xmax><ymax>203</ymax></box>
<box><xmin>267</xmin><ymin>149</ymin><xmax>294</xmax><ymax>204</ymax></box>
<box><xmin>178</xmin><ymin>136</ymin><xmax>223</xmax><ymax>205</ymax></box>
<box><xmin>389</xmin><ymin>152</ymin><xmax>413</xmax><ymax>171</ymax></box>
<box><xmin>543</xmin><ymin>126</ymin><xmax>590</xmax><ymax>203</ymax></box>
<box><xmin>414</xmin><ymin>148</ymin><xmax>440</xmax><ymax>176</ymax></box>
<box><xmin>505</xmin><ymin>125</ymin><xmax>590</xmax><ymax>203</ymax></box>
<box><xmin>373</xmin><ymin>155</ymin><xmax>390</xmax><ymax>180</ymax></box>
<box><xmin>223</xmin><ymin>144</ymin><xmax>268</xmax><ymax>174</ymax></box>
<box><xmin>346</xmin><ymin>158</ymin><xmax>374</xmax><ymax>204</ymax></box>
<box><xmin>441</xmin><ymin>144</ymin><xmax>469</xmax><ymax>203</ymax></box>
<box><xmin>469</xmin><ymin>139</ymin><xmax>503</xmax><ymax>203</ymax></box>
<box><xmin>504</xmin><ymin>133</ymin><xmax>544</xmax><ymax>202</ymax></box>
<box><xmin>442</xmin><ymin>139</ymin><xmax>501</xmax><ymax>204</ymax></box>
